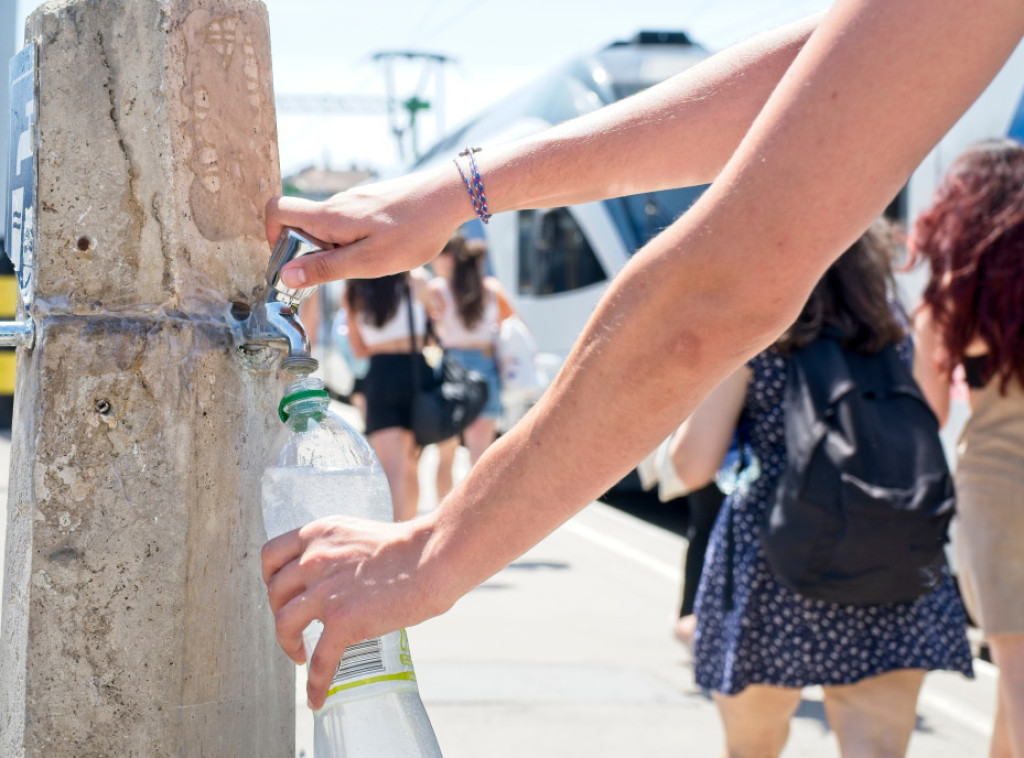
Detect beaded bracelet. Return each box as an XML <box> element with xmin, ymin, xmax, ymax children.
<box><xmin>454</xmin><ymin>147</ymin><xmax>492</xmax><ymax>224</ymax></box>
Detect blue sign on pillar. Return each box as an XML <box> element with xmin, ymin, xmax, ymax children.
<box><xmin>6</xmin><ymin>44</ymin><xmax>35</xmax><ymax>312</ymax></box>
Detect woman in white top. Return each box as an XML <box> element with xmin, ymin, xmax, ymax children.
<box><xmin>428</xmin><ymin>235</ymin><xmax>515</xmax><ymax>499</ymax></box>
<box><xmin>345</xmin><ymin>270</ymin><xmax>432</xmax><ymax>521</ymax></box>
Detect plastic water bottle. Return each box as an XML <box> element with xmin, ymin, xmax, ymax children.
<box><xmin>261</xmin><ymin>376</ymin><xmax>443</xmax><ymax>757</ymax></box>
<box><xmin>714</xmin><ymin>427</ymin><xmax>761</xmax><ymax>497</ymax></box>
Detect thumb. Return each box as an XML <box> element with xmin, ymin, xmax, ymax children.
<box><xmin>265</xmin><ymin>195</ymin><xmax>322</xmax><ymax>249</ymax></box>
<box><xmin>280</xmin><ymin>239</ymin><xmax>392</xmax><ymax>287</ymax></box>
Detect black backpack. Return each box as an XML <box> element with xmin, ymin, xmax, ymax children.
<box><xmin>760</xmin><ymin>337</ymin><xmax>955</xmax><ymax>606</ymax></box>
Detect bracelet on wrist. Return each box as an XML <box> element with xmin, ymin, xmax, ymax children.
<box><xmin>453</xmin><ymin>146</ymin><xmax>492</xmax><ymax>224</ymax></box>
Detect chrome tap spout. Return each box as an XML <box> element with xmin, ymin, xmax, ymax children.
<box><xmin>262</xmin><ymin>300</ymin><xmax>318</xmax><ymax>375</ymax></box>
<box><xmin>264</xmin><ymin>228</ymin><xmax>325</xmax><ymax>307</ymax></box>
<box><xmin>234</xmin><ymin>228</ymin><xmax>324</xmax><ymax>375</ymax></box>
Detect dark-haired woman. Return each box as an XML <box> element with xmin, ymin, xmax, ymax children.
<box><xmin>910</xmin><ymin>138</ymin><xmax>1024</xmax><ymax>758</ymax></box>
<box><xmin>428</xmin><ymin>236</ymin><xmax>515</xmax><ymax>500</ymax></box>
<box><xmin>671</xmin><ymin>224</ymin><xmax>972</xmax><ymax>758</ymax></box>
<box><xmin>345</xmin><ymin>271</ymin><xmax>433</xmax><ymax>522</ymax></box>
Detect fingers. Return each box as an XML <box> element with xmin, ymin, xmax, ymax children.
<box><xmin>265</xmin><ymin>554</ymin><xmax>308</xmax><ymax>616</ymax></box>
<box><xmin>306</xmin><ymin>615</ymin><xmax>356</xmax><ymax>710</ymax></box>
<box><xmin>273</xmin><ymin>592</ymin><xmax>318</xmax><ymax>665</ymax></box>
<box><xmin>261</xmin><ymin>528</ymin><xmax>304</xmax><ymax>585</ymax></box>
<box><xmin>280</xmin><ymin>238</ymin><xmax>402</xmax><ymax>288</ymax></box>
<box><xmin>265</xmin><ymin>194</ymin><xmax>321</xmax><ymax>249</ymax></box>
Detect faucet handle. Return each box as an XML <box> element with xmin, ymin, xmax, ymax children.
<box><xmin>265</xmin><ymin>227</ymin><xmax>327</xmax><ymax>306</ymax></box>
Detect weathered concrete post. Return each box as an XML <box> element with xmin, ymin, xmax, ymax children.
<box><xmin>0</xmin><ymin>0</ymin><xmax>294</xmax><ymax>755</ymax></box>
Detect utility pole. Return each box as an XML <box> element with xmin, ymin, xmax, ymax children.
<box><xmin>372</xmin><ymin>50</ymin><xmax>456</xmax><ymax>163</ymax></box>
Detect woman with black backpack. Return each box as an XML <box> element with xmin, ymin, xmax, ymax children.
<box><xmin>910</xmin><ymin>138</ymin><xmax>1024</xmax><ymax>758</ymax></box>
<box><xmin>670</xmin><ymin>224</ymin><xmax>973</xmax><ymax>758</ymax></box>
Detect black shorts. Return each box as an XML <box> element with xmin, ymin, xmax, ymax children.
<box><xmin>362</xmin><ymin>353</ymin><xmax>435</xmax><ymax>436</ymax></box>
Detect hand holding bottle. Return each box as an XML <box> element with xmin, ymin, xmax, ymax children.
<box><xmin>262</xmin><ymin>512</ymin><xmax>449</xmax><ymax>705</ymax></box>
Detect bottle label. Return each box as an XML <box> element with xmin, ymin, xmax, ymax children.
<box><xmin>322</xmin><ymin>629</ymin><xmax>419</xmax><ymax>709</ymax></box>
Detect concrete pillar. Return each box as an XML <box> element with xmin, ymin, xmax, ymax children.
<box><xmin>0</xmin><ymin>1</ymin><xmax>293</xmax><ymax>755</ymax></box>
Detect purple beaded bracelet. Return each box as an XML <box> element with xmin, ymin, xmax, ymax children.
<box><xmin>454</xmin><ymin>147</ymin><xmax>492</xmax><ymax>224</ymax></box>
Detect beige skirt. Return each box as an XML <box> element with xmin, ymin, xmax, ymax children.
<box><xmin>951</xmin><ymin>378</ymin><xmax>1024</xmax><ymax>636</ymax></box>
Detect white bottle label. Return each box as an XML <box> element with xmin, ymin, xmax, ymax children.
<box><xmin>321</xmin><ymin>629</ymin><xmax>419</xmax><ymax>709</ymax></box>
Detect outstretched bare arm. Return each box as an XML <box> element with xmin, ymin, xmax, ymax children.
<box><xmin>263</xmin><ymin>0</ymin><xmax>1024</xmax><ymax>709</ymax></box>
<box><xmin>265</xmin><ymin>13</ymin><xmax>823</xmax><ymax>285</ymax></box>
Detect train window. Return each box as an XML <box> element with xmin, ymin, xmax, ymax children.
<box><xmin>603</xmin><ymin>185</ymin><xmax>708</xmax><ymax>254</ymax></box>
<box><xmin>518</xmin><ymin>209</ymin><xmax>607</xmax><ymax>296</ymax></box>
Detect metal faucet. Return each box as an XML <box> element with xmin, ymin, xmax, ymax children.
<box><xmin>235</xmin><ymin>228</ymin><xmax>324</xmax><ymax>376</ymax></box>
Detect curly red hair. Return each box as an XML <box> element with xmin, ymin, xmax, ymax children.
<box><xmin>908</xmin><ymin>138</ymin><xmax>1024</xmax><ymax>393</ymax></box>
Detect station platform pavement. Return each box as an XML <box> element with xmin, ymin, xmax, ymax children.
<box><xmin>0</xmin><ymin>414</ymin><xmax>997</xmax><ymax>757</ymax></box>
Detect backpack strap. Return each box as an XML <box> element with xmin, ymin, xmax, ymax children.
<box><xmin>790</xmin><ymin>338</ymin><xmax>856</xmax><ymax>410</ymax></box>
<box><xmin>405</xmin><ymin>283</ymin><xmax>423</xmax><ymax>389</ymax></box>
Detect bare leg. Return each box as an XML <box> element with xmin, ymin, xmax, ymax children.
<box><xmin>991</xmin><ymin>687</ymin><xmax>1012</xmax><ymax>758</ymax></box>
<box><xmin>463</xmin><ymin>416</ymin><xmax>497</xmax><ymax>465</ymax></box>
<box><xmin>674</xmin><ymin>614</ymin><xmax>697</xmax><ymax>646</ymax></box>
<box><xmin>369</xmin><ymin>427</ymin><xmax>420</xmax><ymax>521</ymax></box>
<box><xmin>989</xmin><ymin>633</ymin><xmax>1024</xmax><ymax>758</ymax></box>
<box><xmin>712</xmin><ymin>684</ymin><xmax>802</xmax><ymax>758</ymax></box>
<box><xmin>823</xmin><ymin>669</ymin><xmax>925</xmax><ymax>758</ymax></box>
<box><xmin>349</xmin><ymin>391</ymin><xmax>367</xmax><ymax>426</ymax></box>
<box><xmin>435</xmin><ymin>437</ymin><xmax>459</xmax><ymax>502</ymax></box>
<box><xmin>398</xmin><ymin>434</ymin><xmax>421</xmax><ymax>521</ymax></box>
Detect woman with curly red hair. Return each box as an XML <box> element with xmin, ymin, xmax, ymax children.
<box><xmin>910</xmin><ymin>137</ymin><xmax>1024</xmax><ymax>758</ymax></box>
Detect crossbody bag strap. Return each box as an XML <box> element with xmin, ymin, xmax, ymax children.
<box><xmin>404</xmin><ymin>282</ymin><xmax>422</xmax><ymax>387</ymax></box>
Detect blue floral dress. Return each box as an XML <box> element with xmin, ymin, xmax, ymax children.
<box><xmin>693</xmin><ymin>348</ymin><xmax>974</xmax><ymax>695</ymax></box>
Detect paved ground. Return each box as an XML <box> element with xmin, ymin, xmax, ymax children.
<box><xmin>293</xmin><ymin>408</ymin><xmax>998</xmax><ymax>757</ymax></box>
<box><xmin>395</xmin><ymin>503</ymin><xmax>995</xmax><ymax>758</ymax></box>
<box><xmin>0</xmin><ymin>420</ymin><xmax>997</xmax><ymax>757</ymax></box>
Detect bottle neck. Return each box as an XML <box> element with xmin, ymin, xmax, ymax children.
<box><xmin>279</xmin><ymin>377</ymin><xmax>330</xmax><ymax>424</ymax></box>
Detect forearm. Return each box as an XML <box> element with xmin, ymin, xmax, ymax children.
<box><xmin>420</xmin><ymin>0</ymin><xmax>1024</xmax><ymax>599</ymax></box>
<box><xmin>268</xmin><ymin>14</ymin><xmax>820</xmax><ymax>286</ymax></box>
<box><xmin>670</xmin><ymin>368</ymin><xmax>750</xmax><ymax>489</ymax></box>
<box><xmin>424</xmin><ymin>213</ymin><xmax>766</xmax><ymax>596</ymax></box>
<box><xmin>473</xmin><ymin>13</ymin><xmax>822</xmax><ymax>211</ymax></box>
<box><xmin>912</xmin><ymin>306</ymin><xmax>952</xmax><ymax>425</ymax></box>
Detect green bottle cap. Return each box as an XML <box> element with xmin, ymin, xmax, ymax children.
<box><xmin>278</xmin><ymin>388</ymin><xmax>330</xmax><ymax>423</ymax></box>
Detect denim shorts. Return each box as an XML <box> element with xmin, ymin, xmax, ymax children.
<box><xmin>446</xmin><ymin>347</ymin><xmax>502</xmax><ymax>419</ymax></box>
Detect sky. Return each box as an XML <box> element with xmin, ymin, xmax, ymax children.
<box><xmin>14</xmin><ymin>0</ymin><xmax>832</xmax><ymax>176</ymax></box>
